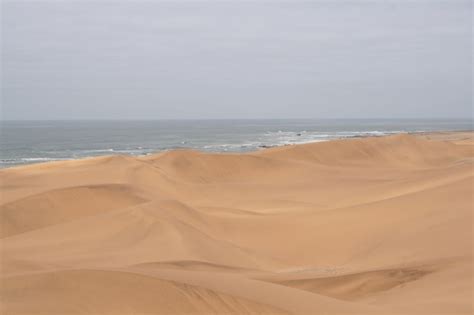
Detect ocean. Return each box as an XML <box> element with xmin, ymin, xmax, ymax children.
<box><xmin>1</xmin><ymin>119</ymin><xmax>472</xmax><ymax>168</ymax></box>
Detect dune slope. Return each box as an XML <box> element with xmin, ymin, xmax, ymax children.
<box><xmin>0</xmin><ymin>132</ymin><xmax>472</xmax><ymax>314</ymax></box>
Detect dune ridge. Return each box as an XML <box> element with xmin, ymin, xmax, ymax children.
<box><xmin>1</xmin><ymin>132</ymin><xmax>473</xmax><ymax>314</ymax></box>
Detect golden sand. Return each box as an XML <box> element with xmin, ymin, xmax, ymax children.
<box><xmin>1</xmin><ymin>132</ymin><xmax>472</xmax><ymax>314</ymax></box>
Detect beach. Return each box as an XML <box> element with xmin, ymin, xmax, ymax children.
<box><xmin>0</xmin><ymin>131</ymin><xmax>472</xmax><ymax>314</ymax></box>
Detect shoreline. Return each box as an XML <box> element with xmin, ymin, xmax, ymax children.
<box><xmin>2</xmin><ymin>129</ymin><xmax>473</xmax><ymax>171</ymax></box>
<box><xmin>1</xmin><ymin>129</ymin><xmax>472</xmax><ymax>314</ymax></box>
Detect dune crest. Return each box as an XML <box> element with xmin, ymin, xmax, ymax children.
<box><xmin>1</xmin><ymin>132</ymin><xmax>473</xmax><ymax>314</ymax></box>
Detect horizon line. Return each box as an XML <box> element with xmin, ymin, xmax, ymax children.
<box><xmin>2</xmin><ymin>117</ymin><xmax>473</xmax><ymax>122</ymax></box>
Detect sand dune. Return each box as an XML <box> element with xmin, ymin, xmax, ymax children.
<box><xmin>272</xmin><ymin>267</ymin><xmax>433</xmax><ymax>300</ymax></box>
<box><xmin>0</xmin><ymin>132</ymin><xmax>472</xmax><ymax>314</ymax></box>
<box><xmin>0</xmin><ymin>184</ymin><xmax>146</xmax><ymax>238</ymax></box>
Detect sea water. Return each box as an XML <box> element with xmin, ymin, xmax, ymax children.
<box><xmin>1</xmin><ymin>119</ymin><xmax>472</xmax><ymax>168</ymax></box>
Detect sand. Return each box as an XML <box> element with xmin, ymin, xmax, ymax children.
<box><xmin>0</xmin><ymin>132</ymin><xmax>472</xmax><ymax>314</ymax></box>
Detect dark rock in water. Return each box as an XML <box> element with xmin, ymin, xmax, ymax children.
<box><xmin>259</xmin><ymin>145</ymin><xmax>275</xmax><ymax>149</ymax></box>
<box><xmin>296</xmin><ymin>133</ymin><xmax>302</xmax><ymax>136</ymax></box>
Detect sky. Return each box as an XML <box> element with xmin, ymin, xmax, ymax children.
<box><xmin>1</xmin><ymin>0</ymin><xmax>472</xmax><ymax>120</ymax></box>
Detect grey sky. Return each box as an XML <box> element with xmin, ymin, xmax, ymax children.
<box><xmin>1</xmin><ymin>0</ymin><xmax>472</xmax><ymax>120</ymax></box>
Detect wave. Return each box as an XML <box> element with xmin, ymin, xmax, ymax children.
<box><xmin>0</xmin><ymin>157</ymin><xmax>70</xmax><ymax>165</ymax></box>
<box><xmin>0</xmin><ymin>130</ymin><xmax>417</xmax><ymax>168</ymax></box>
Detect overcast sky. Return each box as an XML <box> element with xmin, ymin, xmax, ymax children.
<box><xmin>1</xmin><ymin>0</ymin><xmax>472</xmax><ymax>120</ymax></box>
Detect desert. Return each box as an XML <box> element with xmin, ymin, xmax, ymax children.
<box><xmin>1</xmin><ymin>132</ymin><xmax>472</xmax><ymax>314</ymax></box>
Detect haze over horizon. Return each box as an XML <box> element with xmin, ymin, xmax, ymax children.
<box><xmin>2</xmin><ymin>117</ymin><xmax>473</xmax><ymax>122</ymax></box>
<box><xmin>2</xmin><ymin>0</ymin><xmax>472</xmax><ymax>120</ymax></box>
